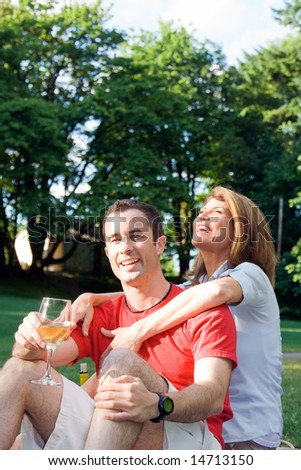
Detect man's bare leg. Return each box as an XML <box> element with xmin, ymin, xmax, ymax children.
<box><xmin>10</xmin><ymin>434</ymin><xmax>21</xmax><ymax>450</ymax></box>
<box><xmin>133</xmin><ymin>421</ymin><xmax>163</xmax><ymax>449</ymax></box>
<box><xmin>0</xmin><ymin>357</ymin><xmax>63</xmax><ymax>449</ymax></box>
<box><xmin>85</xmin><ymin>349</ymin><xmax>167</xmax><ymax>450</ymax></box>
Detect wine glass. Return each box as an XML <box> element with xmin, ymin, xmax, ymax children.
<box><xmin>30</xmin><ymin>297</ymin><xmax>72</xmax><ymax>387</ymax></box>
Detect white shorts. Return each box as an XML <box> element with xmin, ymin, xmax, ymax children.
<box><xmin>21</xmin><ymin>376</ymin><xmax>221</xmax><ymax>450</ymax></box>
<box><xmin>21</xmin><ymin>376</ymin><xmax>95</xmax><ymax>450</ymax></box>
<box><xmin>163</xmin><ymin>380</ymin><xmax>221</xmax><ymax>450</ymax></box>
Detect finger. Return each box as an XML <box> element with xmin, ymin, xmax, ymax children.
<box><xmin>96</xmin><ymin>381</ymin><xmax>123</xmax><ymax>393</ymax></box>
<box><xmin>97</xmin><ymin>376</ymin><xmax>139</xmax><ymax>394</ymax></box>
<box><xmin>99</xmin><ymin>410</ymin><xmax>132</xmax><ymax>421</ymax></box>
<box><xmin>71</xmin><ymin>307</ymin><xmax>81</xmax><ymax>324</ymax></box>
<box><xmin>20</xmin><ymin>313</ymin><xmax>45</xmax><ymax>348</ymax></box>
<box><xmin>15</xmin><ymin>329</ymin><xmax>43</xmax><ymax>350</ymax></box>
<box><xmin>100</xmin><ymin>327</ymin><xmax>115</xmax><ymax>338</ymax></box>
<box><xmin>93</xmin><ymin>399</ymin><xmax>131</xmax><ymax>419</ymax></box>
<box><xmin>82</xmin><ymin>309</ymin><xmax>94</xmax><ymax>336</ymax></box>
<box><xmin>27</xmin><ymin>311</ymin><xmax>42</xmax><ymax>327</ymax></box>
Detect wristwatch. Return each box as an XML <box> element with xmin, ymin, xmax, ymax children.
<box><xmin>150</xmin><ymin>392</ymin><xmax>174</xmax><ymax>422</ymax></box>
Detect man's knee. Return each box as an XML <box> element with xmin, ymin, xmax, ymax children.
<box><xmin>2</xmin><ymin>356</ymin><xmax>45</xmax><ymax>380</ymax></box>
<box><xmin>99</xmin><ymin>349</ymin><xmax>166</xmax><ymax>392</ymax></box>
<box><xmin>100</xmin><ymin>348</ymin><xmax>141</xmax><ymax>377</ymax></box>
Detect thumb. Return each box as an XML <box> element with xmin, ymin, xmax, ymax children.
<box><xmin>101</xmin><ymin>327</ymin><xmax>115</xmax><ymax>338</ymax></box>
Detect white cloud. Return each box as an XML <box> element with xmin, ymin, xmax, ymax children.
<box><xmin>104</xmin><ymin>0</ymin><xmax>290</xmax><ymax>63</ymax></box>
<box><xmin>161</xmin><ymin>0</ymin><xmax>247</xmax><ymax>36</ymax></box>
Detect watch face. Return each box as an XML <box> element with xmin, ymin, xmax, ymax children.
<box><xmin>163</xmin><ymin>397</ymin><xmax>174</xmax><ymax>413</ymax></box>
<box><xmin>150</xmin><ymin>393</ymin><xmax>174</xmax><ymax>422</ymax></box>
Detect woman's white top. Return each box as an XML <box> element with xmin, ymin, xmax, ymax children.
<box><xmin>180</xmin><ymin>261</ymin><xmax>283</xmax><ymax>446</ymax></box>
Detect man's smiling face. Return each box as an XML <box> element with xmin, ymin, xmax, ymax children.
<box><xmin>104</xmin><ymin>208</ymin><xmax>164</xmax><ymax>287</ymax></box>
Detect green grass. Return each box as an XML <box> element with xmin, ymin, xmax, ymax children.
<box><xmin>280</xmin><ymin>319</ymin><xmax>301</xmax><ymax>352</ymax></box>
<box><xmin>0</xmin><ymin>276</ymin><xmax>300</xmax><ymax>448</ymax></box>
<box><xmin>281</xmin><ymin>360</ymin><xmax>301</xmax><ymax>448</ymax></box>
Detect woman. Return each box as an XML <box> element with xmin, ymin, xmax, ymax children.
<box><xmin>72</xmin><ymin>186</ymin><xmax>283</xmax><ymax>450</ymax></box>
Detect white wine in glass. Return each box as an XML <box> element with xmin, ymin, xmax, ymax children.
<box><xmin>30</xmin><ymin>297</ymin><xmax>72</xmax><ymax>387</ymax></box>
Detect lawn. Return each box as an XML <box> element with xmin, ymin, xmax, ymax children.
<box><xmin>0</xmin><ymin>280</ymin><xmax>300</xmax><ymax>448</ymax></box>
<box><xmin>281</xmin><ymin>359</ymin><xmax>301</xmax><ymax>448</ymax></box>
<box><xmin>280</xmin><ymin>319</ymin><xmax>301</xmax><ymax>352</ymax></box>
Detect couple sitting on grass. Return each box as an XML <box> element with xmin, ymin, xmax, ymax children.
<box><xmin>0</xmin><ymin>187</ymin><xmax>283</xmax><ymax>450</ymax></box>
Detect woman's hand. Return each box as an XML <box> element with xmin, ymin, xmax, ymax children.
<box><xmin>71</xmin><ymin>293</ymin><xmax>96</xmax><ymax>336</ymax></box>
<box><xmin>72</xmin><ymin>292</ymin><xmax>122</xmax><ymax>336</ymax></box>
<box><xmin>101</xmin><ymin>323</ymin><xmax>144</xmax><ymax>352</ymax></box>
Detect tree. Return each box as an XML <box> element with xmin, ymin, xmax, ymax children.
<box><xmin>273</xmin><ymin>0</ymin><xmax>301</xmax><ymax>301</ymax></box>
<box><xmin>81</xmin><ymin>23</ymin><xmax>232</xmax><ymax>275</ymax></box>
<box><xmin>0</xmin><ymin>0</ymin><xmax>124</xmax><ymax>275</ymax></box>
<box><xmin>285</xmin><ymin>158</ymin><xmax>301</xmax><ymax>294</ymax></box>
<box><xmin>227</xmin><ymin>32</ymin><xmax>301</xmax><ymax>315</ymax></box>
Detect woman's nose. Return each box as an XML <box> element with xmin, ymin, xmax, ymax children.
<box><xmin>199</xmin><ymin>211</ymin><xmax>209</xmax><ymax>221</ymax></box>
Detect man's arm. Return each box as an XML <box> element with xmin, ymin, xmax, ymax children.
<box><xmin>167</xmin><ymin>357</ymin><xmax>233</xmax><ymax>422</ymax></box>
<box><xmin>93</xmin><ymin>356</ymin><xmax>233</xmax><ymax>423</ymax></box>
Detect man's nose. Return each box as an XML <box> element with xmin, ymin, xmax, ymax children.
<box><xmin>119</xmin><ymin>237</ymin><xmax>133</xmax><ymax>253</ymax></box>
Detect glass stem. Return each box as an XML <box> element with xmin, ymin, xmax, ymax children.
<box><xmin>45</xmin><ymin>344</ymin><xmax>56</xmax><ymax>378</ymax></box>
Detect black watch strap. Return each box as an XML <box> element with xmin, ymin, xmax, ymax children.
<box><xmin>150</xmin><ymin>392</ymin><xmax>174</xmax><ymax>423</ymax></box>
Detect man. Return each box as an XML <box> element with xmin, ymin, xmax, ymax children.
<box><xmin>0</xmin><ymin>199</ymin><xmax>237</xmax><ymax>450</ymax></box>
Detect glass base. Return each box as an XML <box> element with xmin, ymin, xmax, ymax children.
<box><xmin>30</xmin><ymin>375</ymin><xmax>61</xmax><ymax>387</ymax></box>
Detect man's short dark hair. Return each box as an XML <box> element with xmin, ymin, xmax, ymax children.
<box><xmin>103</xmin><ymin>199</ymin><xmax>164</xmax><ymax>241</ymax></box>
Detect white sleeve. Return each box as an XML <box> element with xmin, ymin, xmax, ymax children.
<box><xmin>220</xmin><ymin>262</ymin><xmax>272</xmax><ymax>307</ymax></box>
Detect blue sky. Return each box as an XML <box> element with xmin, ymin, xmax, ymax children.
<box><xmin>103</xmin><ymin>0</ymin><xmax>290</xmax><ymax>64</ymax></box>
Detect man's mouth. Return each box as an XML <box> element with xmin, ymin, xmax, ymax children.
<box><xmin>120</xmin><ymin>258</ymin><xmax>139</xmax><ymax>267</ymax></box>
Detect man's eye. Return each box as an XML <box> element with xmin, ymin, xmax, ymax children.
<box><xmin>131</xmin><ymin>233</ymin><xmax>147</xmax><ymax>241</ymax></box>
<box><xmin>110</xmin><ymin>236</ymin><xmax>120</xmax><ymax>243</ymax></box>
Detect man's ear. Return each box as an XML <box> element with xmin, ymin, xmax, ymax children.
<box><xmin>156</xmin><ymin>235</ymin><xmax>167</xmax><ymax>255</ymax></box>
<box><xmin>104</xmin><ymin>246</ymin><xmax>109</xmax><ymax>258</ymax></box>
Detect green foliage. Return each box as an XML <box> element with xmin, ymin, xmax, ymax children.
<box><xmin>226</xmin><ymin>32</ymin><xmax>301</xmax><ymax>312</ymax></box>
<box><xmin>0</xmin><ymin>0</ymin><xmax>301</xmax><ymax>318</ymax></box>
<box><xmin>286</xmin><ymin>239</ymin><xmax>301</xmax><ymax>283</ymax></box>
<box><xmin>273</xmin><ymin>0</ymin><xmax>301</xmax><ymax>29</ymax></box>
<box><xmin>285</xmin><ymin>162</ymin><xmax>301</xmax><ymax>285</ymax></box>
<box><xmin>276</xmin><ymin>254</ymin><xmax>301</xmax><ymax>319</ymax></box>
<box><xmin>81</xmin><ymin>23</ymin><xmax>231</xmax><ymax>274</ymax></box>
<box><xmin>0</xmin><ymin>0</ymin><xmax>124</xmax><ymax>273</ymax></box>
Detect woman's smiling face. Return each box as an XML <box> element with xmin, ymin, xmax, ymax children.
<box><xmin>192</xmin><ymin>197</ymin><xmax>234</xmax><ymax>254</ymax></box>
